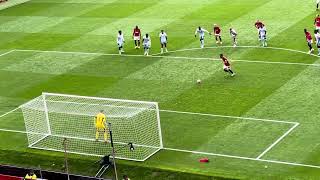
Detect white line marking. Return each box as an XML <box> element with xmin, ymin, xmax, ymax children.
<box><xmin>0</xmin><ymin>107</ymin><xmax>20</xmax><ymax>118</ymax></box>
<box><xmin>256</xmin><ymin>123</ymin><xmax>300</xmax><ymax>159</ymax></box>
<box><xmin>163</xmin><ymin>147</ymin><xmax>320</xmax><ymax>169</ymax></box>
<box><xmin>161</xmin><ymin>109</ymin><xmax>297</xmax><ymax>124</ymax></box>
<box><xmin>13</xmin><ymin>48</ymin><xmax>320</xmax><ymax>67</ymax></box>
<box><xmin>1</xmin><ymin>127</ymin><xmax>319</xmax><ymax>169</ymax></box>
<box><xmin>0</xmin><ymin>49</ymin><xmax>15</xmax><ymax>57</ymax></box>
<box><xmin>153</xmin><ymin>45</ymin><xmax>320</xmax><ymax>58</ymax></box>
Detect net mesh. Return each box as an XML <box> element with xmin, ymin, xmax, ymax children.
<box><xmin>20</xmin><ymin>93</ymin><xmax>162</xmax><ymax>161</ymax></box>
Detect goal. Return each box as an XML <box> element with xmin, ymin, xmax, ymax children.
<box><xmin>20</xmin><ymin>92</ymin><xmax>163</xmax><ymax>161</ymax></box>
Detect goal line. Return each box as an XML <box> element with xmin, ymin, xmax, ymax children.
<box><xmin>0</xmin><ymin>103</ymin><xmax>314</xmax><ymax>169</ymax></box>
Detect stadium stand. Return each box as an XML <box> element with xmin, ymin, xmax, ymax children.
<box><xmin>0</xmin><ymin>165</ymin><xmax>111</xmax><ymax>180</ymax></box>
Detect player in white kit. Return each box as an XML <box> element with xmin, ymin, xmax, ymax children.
<box><xmin>159</xmin><ymin>30</ymin><xmax>168</xmax><ymax>54</ymax></box>
<box><xmin>117</xmin><ymin>30</ymin><xmax>125</xmax><ymax>55</ymax></box>
<box><xmin>314</xmin><ymin>29</ymin><xmax>320</xmax><ymax>55</ymax></box>
<box><xmin>194</xmin><ymin>26</ymin><xmax>211</xmax><ymax>48</ymax></box>
<box><xmin>229</xmin><ymin>28</ymin><xmax>237</xmax><ymax>47</ymax></box>
<box><xmin>143</xmin><ymin>33</ymin><xmax>151</xmax><ymax>56</ymax></box>
<box><xmin>259</xmin><ymin>26</ymin><xmax>267</xmax><ymax>47</ymax></box>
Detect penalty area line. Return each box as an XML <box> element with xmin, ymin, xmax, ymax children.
<box><xmin>0</xmin><ymin>49</ymin><xmax>15</xmax><ymax>57</ymax></box>
<box><xmin>163</xmin><ymin>147</ymin><xmax>320</xmax><ymax>169</ymax></box>
<box><xmin>13</xmin><ymin>49</ymin><xmax>320</xmax><ymax>67</ymax></box>
<box><xmin>256</xmin><ymin>122</ymin><xmax>300</xmax><ymax>159</ymax></box>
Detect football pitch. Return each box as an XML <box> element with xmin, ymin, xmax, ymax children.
<box><xmin>1</xmin><ymin>0</ymin><xmax>320</xmax><ymax>179</ymax></box>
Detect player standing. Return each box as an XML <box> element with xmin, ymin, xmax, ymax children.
<box><xmin>259</xmin><ymin>25</ymin><xmax>267</xmax><ymax>47</ymax></box>
<box><xmin>143</xmin><ymin>33</ymin><xmax>151</xmax><ymax>56</ymax></box>
<box><xmin>315</xmin><ymin>15</ymin><xmax>320</xmax><ymax>30</ymax></box>
<box><xmin>117</xmin><ymin>30</ymin><xmax>125</xmax><ymax>55</ymax></box>
<box><xmin>229</xmin><ymin>28</ymin><xmax>237</xmax><ymax>47</ymax></box>
<box><xmin>314</xmin><ymin>30</ymin><xmax>320</xmax><ymax>55</ymax></box>
<box><xmin>304</xmin><ymin>29</ymin><xmax>314</xmax><ymax>54</ymax></box>
<box><xmin>220</xmin><ymin>54</ymin><xmax>235</xmax><ymax>77</ymax></box>
<box><xmin>255</xmin><ymin>20</ymin><xmax>265</xmax><ymax>41</ymax></box>
<box><xmin>213</xmin><ymin>24</ymin><xmax>222</xmax><ymax>44</ymax></box>
<box><xmin>194</xmin><ymin>26</ymin><xmax>211</xmax><ymax>48</ymax></box>
<box><xmin>132</xmin><ymin>26</ymin><xmax>141</xmax><ymax>49</ymax></box>
<box><xmin>159</xmin><ymin>30</ymin><xmax>168</xmax><ymax>54</ymax></box>
<box><xmin>95</xmin><ymin>110</ymin><xmax>108</xmax><ymax>143</ymax></box>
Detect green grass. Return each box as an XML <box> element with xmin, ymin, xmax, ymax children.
<box><xmin>1</xmin><ymin>0</ymin><xmax>320</xmax><ymax>179</ymax></box>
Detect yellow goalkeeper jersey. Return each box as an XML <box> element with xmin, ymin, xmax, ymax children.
<box><xmin>95</xmin><ymin>112</ymin><xmax>106</xmax><ymax>128</ymax></box>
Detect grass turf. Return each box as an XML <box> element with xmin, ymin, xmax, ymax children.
<box><xmin>1</xmin><ymin>0</ymin><xmax>320</xmax><ymax>179</ymax></box>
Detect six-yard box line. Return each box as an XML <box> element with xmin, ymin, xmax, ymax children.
<box><xmin>0</xmin><ymin>48</ymin><xmax>319</xmax><ymax>169</ymax></box>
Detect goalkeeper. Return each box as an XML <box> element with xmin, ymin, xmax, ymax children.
<box><xmin>95</xmin><ymin>110</ymin><xmax>108</xmax><ymax>143</ymax></box>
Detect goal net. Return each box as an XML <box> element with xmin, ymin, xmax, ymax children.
<box><xmin>20</xmin><ymin>92</ymin><xmax>163</xmax><ymax>161</ymax></box>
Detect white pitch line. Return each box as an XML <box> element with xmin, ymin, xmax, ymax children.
<box><xmin>256</xmin><ymin>122</ymin><xmax>300</xmax><ymax>159</ymax></box>
<box><xmin>154</xmin><ymin>45</ymin><xmax>320</xmax><ymax>58</ymax></box>
<box><xmin>164</xmin><ymin>147</ymin><xmax>320</xmax><ymax>169</ymax></box>
<box><xmin>0</xmin><ymin>49</ymin><xmax>15</xmax><ymax>57</ymax></box>
<box><xmin>0</xmin><ymin>106</ymin><xmax>20</xmax><ymax>118</ymax></box>
<box><xmin>161</xmin><ymin>109</ymin><xmax>297</xmax><ymax>124</ymax></box>
<box><xmin>13</xmin><ymin>48</ymin><xmax>320</xmax><ymax>67</ymax></box>
<box><xmin>1</xmin><ymin>127</ymin><xmax>319</xmax><ymax>169</ymax></box>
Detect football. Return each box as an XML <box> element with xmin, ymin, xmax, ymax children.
<box><xmin>197</xmin><ymin>79</ymin><xmax>202</xmax><ymax>84</ymax></box>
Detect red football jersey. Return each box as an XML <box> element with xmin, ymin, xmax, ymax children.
<box><xmin>221</xmin><ymin>57</ymin><xmax>230</xmax><ymax>66</ymax></box>
<box><xmin>214</xmin><ymin>26</ymin><xmax>221</xmax><ymax>34</ymax></box>
<box><xmin>133</xmin><ymin>28</ymin><xmax>141</xmax><ymax>36</ymax></box>
<box><xmin>305</xmin><ymin>32</ymin><xmax>312</xmax><ymax>41</ymax></box>
<box><xmin>315</xmin><ymin>17</ymin><xmax>320</xmax><ymax>27</ymax></box>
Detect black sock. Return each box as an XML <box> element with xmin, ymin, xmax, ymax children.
<box><xmin>229</xmin><ymin>69</ymin><xmax>234</xmax><ymax>74</ymax></box>
<box><xmin>219</xmin><ymin>37</ymin><xmax>222</xmax><ymax>41</ymax></box>
<box><xmin>308</xmin><ymin>44</ymin><xmax>313</xmax><ymax>50</ymax></box>
<box><xmin>215</xmin><ymin>37</ymin><xmax>218</xmax><ymax>41</ymax></box>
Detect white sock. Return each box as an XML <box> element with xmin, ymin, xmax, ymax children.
<box><xmin>165</xmin><ymin>48</ymin><xmax>168</xmax><ymax>52</ymax></box>
<box><xmin>161</xmin><ymin>48</ymin><xmax>163</xmax><ymax>53</ymax></box>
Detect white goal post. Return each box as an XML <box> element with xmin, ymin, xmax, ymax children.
<box><xmin>20</xmin><ymin>92</ymin><xmax>163</xmax><ymax>161</ymax></box>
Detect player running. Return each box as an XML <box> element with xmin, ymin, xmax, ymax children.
<box><xmin>229</xmin><ymin>28</ymin><xmax>237</xmax><ymax>47</ymax></box>
<box><xmin>315</xmin><ymin>15</ymin><xmax>320</xmax><ymax>30</ymax></box>
<box><xmin>95</xmin><ymin>110</ymin><xmax>108</xmax><ymax>143</ymax></box>
<box><xmin>314</xmin><ymin>30</ymin><xmax>320</xmax><ymax>55</ymax></box>
<box><xmin>220</xmin><ymin>54</ymin><xmax>235</xmax><ymax>77</ymax></box>
<box><xmin>117</xmin><ymin>30</ymin><xmax>125</xmax><ymax>55</ymax></box>
<box><xmin>195</xmin><ymin>26</ymin><xmax>211</xmax><ymax>48</ymax></box>
<box><xmin>255</xmin><ymin>20</ymin><xmax>265</xmax><ymax>41</ymax></box>
<box><xmin>159</xmin><ymin>30</ymin><xmax>168</xmax><ymax>54</ymax></box>
<box><xmin>143</xmin><ymin>33</ymin><xmax>151</xmax><ymax>56</ymax></box>
<box><xmin>213</xmin><ymin>24</ymin><xmax>222</xmax><ymax>44</ymax></box>
<box><xmin>304</xmin><ymin>29</ymin><xmax>314</xmax><ymax>54</ymax></box>
<box><xmin>258</xmin><ymin>25</ymin><xmax>267</xmax><ymax>47</ymax></box>
<box><xmin>132</xmin><ymin>26</ymin><xmax>141</xmax><ymax>49</ymax></box>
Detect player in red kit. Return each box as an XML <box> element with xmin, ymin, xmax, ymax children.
<box><xmin>315</xmin><ymin>15</ymin><xmax>320</xmax><ymax>30</ymax></box>
<box><xmin>304</xmin><ymin>29</ymin><xmax>314</xmax><ymax>54</ymax></box>
<box><xmin>220</xmin><ymin>54</ymin><xmax>235</xmax><ymax>77</ymax></box>
<box><xmin>213</xmin><ymin>24</ymin><xmax>222</xmax><ymax>44</ymax></box>
<box><xmin>132</xmin><ymin>26</ymin><xmax>141</xmax><ymax>49</ymax></box>
<box><xmin>255</xmin><ymin>20</ymin><xmax>264</xmax><ymax>41</ymax></box>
